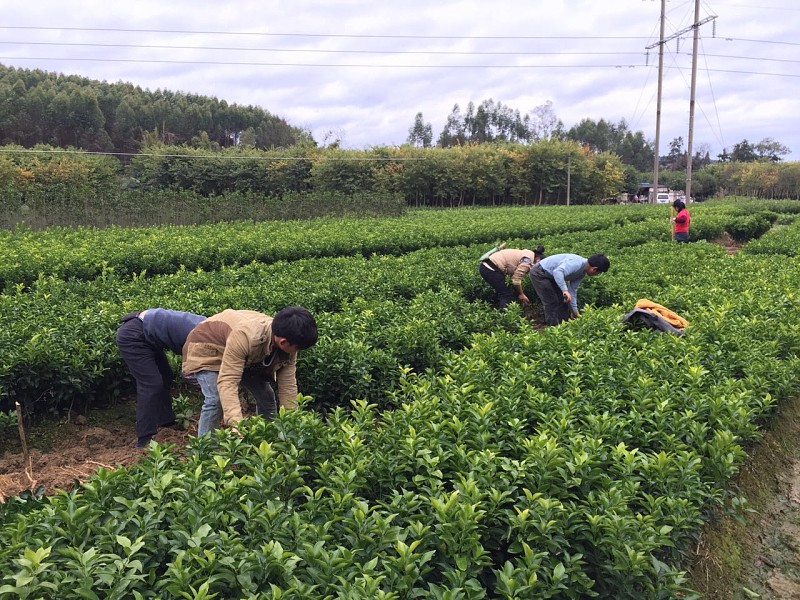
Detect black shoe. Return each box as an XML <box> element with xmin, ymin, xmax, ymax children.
<box><xmin>135</xmin><ymin>436</ymin><xmax>153</xmax><ymax>448</ymax></box>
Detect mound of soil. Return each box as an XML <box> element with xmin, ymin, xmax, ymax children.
<box><xmin>0</xmin><ymin>406</ymin><xmax>192</xmax><ymax>500</ymax></box>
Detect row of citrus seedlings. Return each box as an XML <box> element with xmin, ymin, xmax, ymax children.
<box><xmin>8</xmin><ymin>197</ymin><xmax>789</xmax><ymax>423</ymax></box>
<box><xmin>4</xmin><ymin>196</ymin><xmax>796</xmax><ymax>291</ymax></box>
<box><xmin>0</xmin><ymin>203</ymin><xmax>650</xmax><ymax>290</ymax></box>
<box><xmin>0</xmin><ymin>211</ymin><xmax>701</xmax><ymax>418</ymax></box>
<box><xmin>1</xmin><ymin>232</ymin><xmax>798</xmax><ymax>598</ymax></box>
<box><xmin>1</xmin><ymin>203</ymin><xmax>796</xmax><ymax>419</ymax></box>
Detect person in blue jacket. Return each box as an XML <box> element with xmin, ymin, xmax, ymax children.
<box><xmin>529</xmin><ymin>253</ymin><xmax>610</xmax><ymax>326</ymax></box>
<box><xmin>116</xmin><ymin>308</ymin><xmax>206</xmax><ymax>447</ymax></box>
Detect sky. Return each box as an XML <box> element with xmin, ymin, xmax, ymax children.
<box><xmin>1</xmin><ymin>0</ymin><xmax>798</xmax><ymax>160</ymax></box>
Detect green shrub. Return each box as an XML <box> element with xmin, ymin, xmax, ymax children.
<box><xmin>725</xmin><ymin>213</ymin><xmax>774</xmax><ymax>242</ymax></box>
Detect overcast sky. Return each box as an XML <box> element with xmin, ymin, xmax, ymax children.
<box><xmin>1</xmin><ymin>1</ymin><xmax>798</xmax><ymax>160</ymax></box>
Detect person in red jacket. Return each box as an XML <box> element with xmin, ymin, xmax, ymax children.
<box><xmin>671</xmin><ymin>199</ymin><xmax>691</xmax><ymax>242</ymax></box>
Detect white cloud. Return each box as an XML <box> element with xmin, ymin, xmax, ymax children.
<box><xmin>1</xmin><ymin>0</ymin><xmax>798</xmax><ymax>159</ymax></box>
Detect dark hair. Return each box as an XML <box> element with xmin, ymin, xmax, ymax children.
<box><xmin>673</xmin><ymin>199</ymin><xmax>686</xmax><ymax>210</ymax></box>
<box><xmin>272</xmin><ymin>306</ymin><xmax>318</xmax><ymax>349</ymax></box>
<box><xmin>533</xmin><ymin>245</ymin><xmax>545</xmax><ymax>258</ymax></box>
<box><xmin>588</xmin><ymin>253</ymin><xmax>610</xmax><ymax>273</ymax></box>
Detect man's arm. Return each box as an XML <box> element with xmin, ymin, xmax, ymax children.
<box><xmin>275</xmin><ymin>357</ymin><xmax>299</xmax><ymax>410</ymax></box>
<box><xmin>553</xmin><ymin>257</ymin><xmax>585</xmax><ymax>315</ymax></box>
<box><xmin>215</xmin><ymin>329</ymin><xmax>251</xmax><ymax>425</ymax></box>
<box><xmin>511</xmin><ymin>257</ymin><xmax>535</xmax><ymax>303</ymax></box>
<box><xmin>552</xmin><ymin>257</ymin><xmax>584</xmax><ymax>292</ymax></box>
<box><xmin>567</xmin><ymin>280</ymin><xmax>580</xmax><ymax>315</ymax></box>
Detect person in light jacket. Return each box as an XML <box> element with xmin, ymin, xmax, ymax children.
<box><xmin>116</xmin><ymin>308</ymin><xmax>206</xmax><ymax>447</ymax></box>
<box><xmin>479</xmin><ymin>244</ymin><xmax>545</xmax><ymax>309</ymax></box>
<box><xmin>530</xmin><ymin>253</ymin><xmax>610</xmax><ymax>326</ymax></box>
<box><xmin>182</xmin><ymin>306</ymin><xmax>318</xmax><ymax>436</ymax></box>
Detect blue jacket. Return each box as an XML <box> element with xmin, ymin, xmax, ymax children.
<box><xmin>142</xmin><ymin>308</ymin><xmax>206</xmax><ymax>354</ymax></box>
<box><xmin>535</xmin><ymin>253</ymin><xmax>588</xmax><ymax>314</ymax></box>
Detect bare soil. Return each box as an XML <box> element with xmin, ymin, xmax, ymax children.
<box><xmin>0</xmin><ymin>401</ymin><xmax>193</xmax><ymax>501</ymax></box>
<box><xmin>713</xmin><ymin>231</ymin><xmax>745</xmax><ymax>255</ymax></box>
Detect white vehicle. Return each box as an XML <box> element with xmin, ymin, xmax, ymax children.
<box><xmin>656</xmin><ymin>193</ymin><xmax>671</xmax><ymax>204</ymax></box>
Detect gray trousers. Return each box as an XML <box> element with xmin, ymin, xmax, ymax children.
<box><xmin>530</xmin><ymin>265</ymin><xmax>571</xmax><ymax>326</ymax></box>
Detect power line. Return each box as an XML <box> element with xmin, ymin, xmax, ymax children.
<box><xmin>0</xmin><ymin>56</ymin><xmax>648</xmax><ymax>69</ymax></box>
<box><xmin>678</xmin><ymin>51</ymin><xmax>800</xmax><ymax>65</ymax></box>
<box><xmin>5</xmin><ymin>40</ymin><xmax>796</xmax><ymax>63</ymax></box>
<box><xmin>0</xmin><ymin>40</ymin><xmax>649</xmax><ymax>58</ymax></box>
<box><xmin>717</xmin><ymin>36</ymin><xmax>800</xmax><ymax>47</ymax></box>
<box><xmin>699</xmin><ymin>36</ymin><xmax>726</xmax><ymax>152</ymax></box>
<box><xmin>4</xmin><ymin>25</ymin><xmax>797</xmax><ymax>47</ymax></box>
<box><xmin>722</xmin><ymin>3</ymin><xmax>800</xmax><ymax>11</ymax></box>
<box><xmin>0</xmin><ymin>25</ymin><xmax>653</xmax><ymax>41</ymax></box>
<box><xmin>3</xmin><ymin>55</ymin><xmax>796</xmax><ymax>78</ymax></box>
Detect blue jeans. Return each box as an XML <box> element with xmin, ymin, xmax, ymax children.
<box><xmin>195</xmin><ymin>370</ymin><xmax>277</xmax><ymax>435</ymax></box>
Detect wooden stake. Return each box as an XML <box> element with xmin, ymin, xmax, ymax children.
<box><xmin>670</xmin><ymin>205</ymin><xmax>675</xmax><ymax>241</ymax></box>
<box><xmin>15</xmin><ymin>402</ymin><xmax>28</xmax><ymax>461</ymax></box>
<box><xmin>15</xmin><ymin>401</ymin><xmax>35</xmax><ymax>487</ymax></box>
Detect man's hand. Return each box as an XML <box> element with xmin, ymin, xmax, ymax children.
<box><xmin>518</xmin><ymin>293</ymin><xmax>530</xmax><ymax>304</ymax></box>
<box><xmin>562</xmin><ymin>290</ymin><xmax>572</xmax><ymax>304</ymax></box>
<box><xmin>228</xmin><ymin>422</ymin><xmax>244</xmax><ymax>438</ymax></box>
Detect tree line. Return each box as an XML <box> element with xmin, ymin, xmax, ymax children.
<box><xmin>1</xmin><ymin>62</ymin><xmax>797</xmax><ymax>228</ymax></box>
<box><xmin>409</xmin><ymin>102</ymin><xmax>657</xmax><ymax>172</ymax></box>
<box><xmin>408</xmin><ymin>100</ymin><xmax>791</xmax><ymax>174</ymax></box>
<box><xmin>3</xmin><ymin>61</ymin><xmax>790</xmax><ymax>177</ymax></box>
<box><xmin>0</xmin><ymin>64</ymin><xmax>309</xmax><ymax>155</ymax></box>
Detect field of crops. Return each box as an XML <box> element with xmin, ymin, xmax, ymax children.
<box><xmin>0</xmin><ymin>198</ymin><xmax>799</xmax><ymax>598</ymax></box>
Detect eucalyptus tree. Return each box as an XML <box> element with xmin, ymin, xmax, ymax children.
<box><xmin>407</xmin><ymin>112</ymin><xmax>433</xmax><ymax>148</ymax></box>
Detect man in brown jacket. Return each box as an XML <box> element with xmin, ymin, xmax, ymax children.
<box><xmin>182</xmin><ymin>306</ymin><xmax>318</xmax><ymax>435</ymax></box>
<box><xmin>479</xmin><ymin>245</ymin><xmax>545</xmax><ymax>309</ymax></box>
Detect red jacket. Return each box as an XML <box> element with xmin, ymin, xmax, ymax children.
<box><xmin>674</xmin><ymin>208</ymin><xmax>690</xmax><ymax>233</ymax></box>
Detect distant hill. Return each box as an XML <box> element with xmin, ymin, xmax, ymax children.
<box><xmin>0</xmin><ymin>63</ymin><xmax>311</xmax><ymax>155</ymax></box>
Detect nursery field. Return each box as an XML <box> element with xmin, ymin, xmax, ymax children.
<box><xmin>0</xmin><ymin>198</ymin><xmax>799</xmax><ymax>599</ymax></box>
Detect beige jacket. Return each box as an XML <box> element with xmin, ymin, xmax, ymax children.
<box><xmin>484</xmin><ymin>248</ymin><xmax>539</xmax><ymax>286</ymax></box>
<box><xmin>635</xmin><ymin>298</ymin><xmax>689</xmax><ymax>329</ymax></box>
<box><xmin>182</xmin><ymin>309</ymin><xmax>298</xmax><ymax>425</ymax></box>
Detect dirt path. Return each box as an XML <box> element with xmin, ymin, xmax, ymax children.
<box><xmin>687</xmin><ymin>395</ymin><xmax>800</xmax><ymax>599</ymax></box>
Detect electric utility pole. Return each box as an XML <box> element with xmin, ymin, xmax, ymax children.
<box><xmin>646</xmin><ymin>1</ymin><xmax>716</xmax><ymax>203</ymax></box>
<box><xmin>685</xmin><ymin>0</ymin><xmax>702</xmax><ymax>201</ymax></box>
<box><xmin>652</xmin><ymin>0</ymin><xmax>666</xmax><ymax>203</ymax></box>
